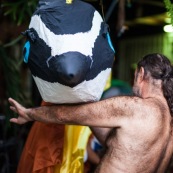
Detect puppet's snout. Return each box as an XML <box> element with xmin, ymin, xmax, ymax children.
<box><xmin>49</xmin><ymin>52</ymin><xmax>92</xmax><ymax>87</ymax></box>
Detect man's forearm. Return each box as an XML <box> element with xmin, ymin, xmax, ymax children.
<box><xmin>27</xmin><ymin>105</ymin><xmax>71</xmax><ymax>124</ymax></box>
<box><xmin>26</xmin><ymin>102</ymin><xmax>95</xmax><ymax>125</ymax></box>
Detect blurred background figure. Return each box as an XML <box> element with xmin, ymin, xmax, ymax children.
<box><xmin>102</xmin><ymin>79</ymin><xmax>132</xmax><ymax>99</ymax></box>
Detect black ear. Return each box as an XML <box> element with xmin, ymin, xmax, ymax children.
<box><xmin>21</xmin><ymin>28</ymin><xmax>37</xmax><ymax>43</ymax></box>
<box><xmin>101</xmin><ymin>22</ymin><xmax>110</xmax><ymax>38</ymax></box>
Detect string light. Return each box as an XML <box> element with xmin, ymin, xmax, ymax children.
<box><xmin>163</xmin><ymin>24</ymin><xmax>173</xmax><ymax>32</ymax></box>
<box><xmin>66</xmin><ymin>0</ymin><xmax>73</xmax><ymax>4</ymax></box>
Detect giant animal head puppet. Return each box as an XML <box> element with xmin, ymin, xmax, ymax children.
<box><xmin>22</xmin><ymin>0</ymin><xmax>115</xmax><ymax>103</ymax></box>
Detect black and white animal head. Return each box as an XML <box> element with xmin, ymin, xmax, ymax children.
<box><xmin>22</xmin><ymin>0</ymin><xmax>115</xmax><ymax>103</ymax></box>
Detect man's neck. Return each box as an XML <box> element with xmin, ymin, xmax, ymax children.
<box><xmin>141</xmin><ymin>79</ymin><xmax>163</xmax><ymax>99</ymax></box>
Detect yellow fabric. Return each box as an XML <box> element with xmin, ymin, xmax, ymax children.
<box><xmin>66</xmin><ymin>0</ymin><xmax>73</xmax><ymax>4</ymax></box>
<box><xmin>104</xmin><ymin>71</ymin><xmax>112</xmax><ymax>91</ymax></box>
<box><xmin>54</xmin><ymin>125</ymin><xmax>91</xmax><ymax>173</ymax></box>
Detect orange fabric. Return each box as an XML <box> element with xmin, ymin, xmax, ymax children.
<box><xmin>17</xmin><ymin>101</ymin><xmax>65</xmax><ymax>173</ymax></box>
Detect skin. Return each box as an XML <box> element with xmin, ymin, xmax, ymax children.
<box><xmin>8</xmin><ymin>67</ymin><xmax>173</xmax><ymax>173</ymax></box>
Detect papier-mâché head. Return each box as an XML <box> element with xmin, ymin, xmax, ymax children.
<box><xmin>22</xmin><ymin>0</ymin><xmax>115</xmax><ymax>103</ymax></box>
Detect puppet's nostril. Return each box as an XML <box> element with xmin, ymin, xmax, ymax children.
<box><xmin>68</xmin><ymin>74</ymin><xmax>74</xmax><ymax>79</ymax></box>
<box><xmin>62</xmin><ymin>71</ymin><xmax>78</xmax><ymax>82</ymax></box>
<box><xmin>64</xmin><ymin>73</ymin><xmax>75</xmax><ymax>80</ymax></box>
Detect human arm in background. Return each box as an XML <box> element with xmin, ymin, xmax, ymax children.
<box><xmin>90</xmin><ymin>127</ymin><xmax>112</xmax><ymax>145</ymax></box>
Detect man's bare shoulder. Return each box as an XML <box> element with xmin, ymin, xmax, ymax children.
<box><xmin>110</xmin><ymin>96</ymin><xmax>157</xmax><ymax>117</ymax></box>
<box><xmin>114</xmin><ymin>96</ymin><xmax>168</xmax><ymax>126</ymax></box>
<box><xmin>129</xmin><ymin>96</ymin><xmax>170</xmax><ymax>128</ymax></box>
<box><xmin>128</xmin><ymin>96</ymin><xmax>166</xmax><ymax>114</ymax></box>
<box><xmin>142</xmin><ymin>97</ymin><xmax>169</xmax><ymax>116</ymax></box>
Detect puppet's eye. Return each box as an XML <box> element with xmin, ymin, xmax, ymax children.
<box><xmin>106</xmin><ymin>33</ymin><xmax>115</xmax><ymax>53</ymax></box>
<box><xmin>23</xmin><ymin>41</ymin><xmax>30</xmax><ymax>63</ymax></box>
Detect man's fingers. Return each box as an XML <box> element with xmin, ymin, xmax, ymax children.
<box><xmin>10</xmin><ymin>118</ymin><xmax>20</xmax><ymax>124</ymax></box>
<box><xmin>10</xmin><ymin>106</ymin><xmax>17</xmax><ymax>113</ymax></box>
<box><xmin>8</xmin><ymin>97</ymin><xmax>20</xmax><ymax>107</ymax></box>
<box><xmin>8</xmin><ymin>98</ymin><xmax>15</xmax><ymax>105</ymax></box>
<box><xmin>8</xmin><ymin>97</ymin><xmax>24</xmax><ymax>114</ymax></box>
<box><xmin>8</xmin><ymin>98</ymin><xmax>29</xmax><ymax>125</ymax></box>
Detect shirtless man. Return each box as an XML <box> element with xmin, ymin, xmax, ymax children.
<box><xmin>8</xmin><ymin>53</ymin><xmax>173</xmax><ymax>173</ymax></box>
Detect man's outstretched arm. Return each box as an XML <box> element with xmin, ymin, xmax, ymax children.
<box><xmin>8</xmin><ymin>96</ymin><xmax>145</xmax><ymax>127</ymax></box>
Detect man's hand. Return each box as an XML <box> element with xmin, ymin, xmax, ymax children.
<box><xmin>8</xmin><ymin>98</ymin><xmax>33</xmax><ymax>124</ymax></box>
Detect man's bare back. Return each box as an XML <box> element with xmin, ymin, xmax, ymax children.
<box><xmin>95</xmin><ymin>98</ymin><xmax>173</xmax><ymax>173</ymax></box>
<box><xmin>7</xmin><ymin>53</ymin><xmax>173</xmax><ymax>172</ymax></box>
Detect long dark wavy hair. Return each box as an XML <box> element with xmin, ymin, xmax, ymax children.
<box><xmin>137</xmin><ymin>53</ymin><xmax>173</xmax><ymax>116</ymax></box>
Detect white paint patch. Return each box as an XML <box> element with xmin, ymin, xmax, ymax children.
<box><xmin>29</xmin><ymin>11</ymin><xmax>103</xmax><ymax>58</ymax></box>
<box><xmin>33</xmin><ymin>68</ymin><xmax>111</xmax><ymax>103</ymax></box>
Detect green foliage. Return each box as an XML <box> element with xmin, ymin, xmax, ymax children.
<box><xmin>1</xmin><ymin>0</ymin><xmax>38</xmax><ymax>25</ymax></box>
<box><xmin>0</xmin><ymin>0</ymin><xmax>37</xmax><ymax>130</ymax></box>
<box><xmin>0</xmin><ymin>45</ymin><xmax>23</xmax><ymax>130</ymax></box>
<box><xmin>3</xmin><ymin>35</ymin><xmax>23</xmax><ymax>48</ymax></box>
<box><xmin>0</xmin><ymin>0</ymin><xmax>38</xmax><ymax>120</ymax></box>
<box><xmin>164</xmin><ymin>0</ymin><xmax>173</xmax><ymax>25</ymax></box>
<box><xmin>0</xmin><ymin>47</ymin><xmax>21</xmax><ymax>99</ymax></box>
